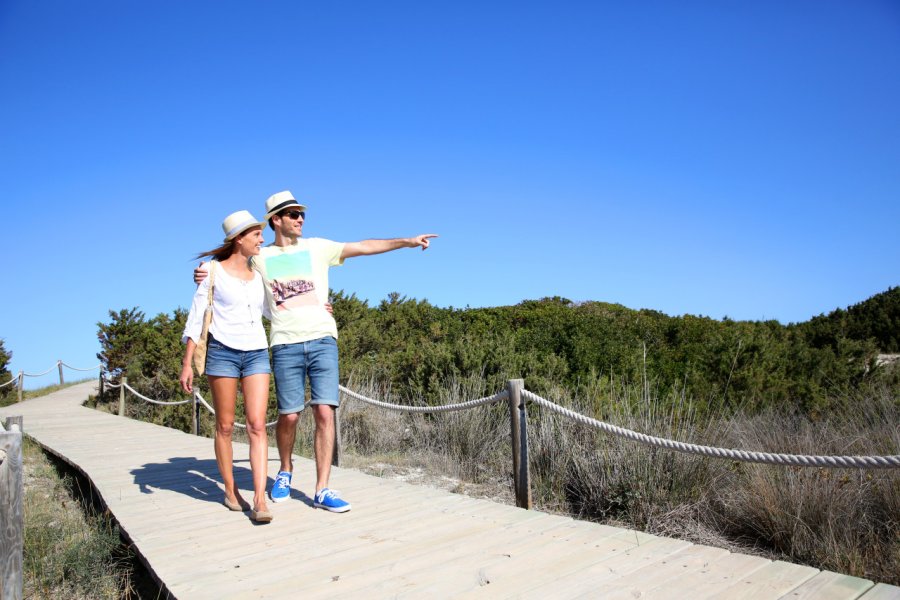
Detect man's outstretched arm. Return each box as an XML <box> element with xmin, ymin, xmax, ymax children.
<box><xmin>341</xmin><ymin>234</ymin><xmax>438</xmax><ymax>259</ymax></box>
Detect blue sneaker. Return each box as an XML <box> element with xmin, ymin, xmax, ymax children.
<box><xmin>314</xmin><ymin>488</ymin><xmax>351</xmax><ymax>513</ymax></box>
<box><xmin>269</xmin><ymin>471</ymin><xmax>292</xmax><ymax>503</ymax></box>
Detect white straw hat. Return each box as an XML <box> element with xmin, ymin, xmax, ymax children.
<box><xmin>264</xmin><ymin>190</ymin><xmax>308</xmax><ymax>220</ymax></box>
<box><xmin>222</xmin><ymin>210</ymin><xmax>265</xmax><ymax>242</ymax></box>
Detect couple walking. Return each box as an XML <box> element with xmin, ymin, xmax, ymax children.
<box><xmin>180</xmin><ymin>190</ymin><xmax>436</xmax><ymax>522</ymax></box>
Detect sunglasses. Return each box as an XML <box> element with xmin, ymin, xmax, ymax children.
<box><xmin>282</xmin><ymin>210</ymin><xmax>305</xmax><ymax>220</ymax></box>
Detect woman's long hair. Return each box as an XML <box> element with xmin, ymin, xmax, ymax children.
<box><xmin>194</xmin><ymin>240</ymin><xmax>236</xmax><ymax>263</ymax></box>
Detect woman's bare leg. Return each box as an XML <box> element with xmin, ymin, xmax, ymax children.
<box><xmin>242</xmin><ymin>373</ymin><xmax>270</xmax><ymax>512</ymax></box>
<box><xmin>209</xmin><ymin>376</ymin><xmax>245</xmax><ymax>507</ymax></box>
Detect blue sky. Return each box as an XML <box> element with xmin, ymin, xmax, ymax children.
<box><xmin>2</xmin><ymin>1</ymin><xmax>898</xmax><ymax>389</ymax></box>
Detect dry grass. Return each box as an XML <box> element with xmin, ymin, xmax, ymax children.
<box><xmin>331</xmin><ymin>375</ymin><xmax>900</xmax><ymax>584</ymax></box>
<box><xmin>709</xmin><ymin>389</ymin><xmax>900</xmax><ymax>582</ymax></box>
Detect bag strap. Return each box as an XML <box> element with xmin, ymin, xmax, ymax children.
<box><xmin>206</xmin><ymin>261</ymin><xmax>217</xmax><ymax>307</ymax></box>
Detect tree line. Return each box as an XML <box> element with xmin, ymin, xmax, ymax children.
<box><xmin>86</xmin><ymin>286</ymin><xmax>899</xmax><ymax>418</ymax></box>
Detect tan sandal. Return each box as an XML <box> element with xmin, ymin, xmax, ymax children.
<box><xmin>250</xmin><ymin>508</ymin><xmax>273</xmax><ymax>523</ymax></box>
<box><xmin>224</xmin><ymin>497</ymin><xmax>251</xmax><ymax>512</ymax></box>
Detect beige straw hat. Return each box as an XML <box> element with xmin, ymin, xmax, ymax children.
<box><xmin>264</xmin><ymin>190</ymin><xmax>308</xmax><ymax>220</ymax></box>
<box><xmin>222</xmin><ymin>210</ymin><xmax>266</xmax><ymax>242</ymax></box>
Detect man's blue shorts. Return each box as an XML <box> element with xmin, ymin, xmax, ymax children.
<box><xmin>205</xmin><ymin>335</ymin><xmax>271</xmax><ymax>379</ymax></box>
<box><xmin>271</xmin><ymin>336</ymin><xmax>340</xmax><ymax>414</ymax></box>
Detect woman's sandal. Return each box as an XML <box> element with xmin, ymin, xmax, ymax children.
<box><xmin>250</xmin><ymin>507</ymin><xmax>273</xmax><ymax>523</ymax></box>
<box><xmin>224</xmin><ymin>497</ymin><xmax>251</xmax><ymax>512</ymax></box>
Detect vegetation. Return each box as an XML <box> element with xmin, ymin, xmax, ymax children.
<box><xmin>0</xmin><ymin>338</ymin><xmax>13</xmax><ymax>404</ymax></box>
<box><xmin>94</xmin><ymin>287</ymin><xmax>899</xmax><ymax>423</ymax></box>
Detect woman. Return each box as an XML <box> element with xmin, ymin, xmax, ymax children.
<box><xmin>180</xmin><ymin>210</ymin><xmax>273</xmax><ymax>523</ymax></box>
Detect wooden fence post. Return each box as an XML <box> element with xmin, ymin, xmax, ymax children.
<box><xmin>57</xmin><ymin>360</ymin><xmax>64</xmax><ymax>385</ymax></box>
<box><xmin>506</xmin><ymin>379</ymin><xmax>532</xmax><ymax>509</ymax></box>
<box><xmin>1</xmin><ymin>416</ymin><xmax>24</xmax><ymax>600</ymax></box>
<box><xmin>118</xmin><ymin>376</ymin><xmax>127</xmax><ymax>417</ymax></box>
<box><xmin>332</xmin><ymin>406</ymin><xmax>342</xmax><ymax>467</ymax></box>
<box><xmin>16</xmin><ymin>372</ymin><xmax>23</xmax><ymax>403</ymax></box>
<box><xmin>98</xmin><ymin>372</ymin><xmax>104</xmax><ymax>400</ymax></box>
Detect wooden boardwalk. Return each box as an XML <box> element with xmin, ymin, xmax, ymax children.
<box><xmin>2</xmin><ymin>382</ymin><xmax>898</xmax><ymax>599</ymax></box>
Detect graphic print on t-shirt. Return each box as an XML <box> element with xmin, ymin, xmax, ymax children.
<box><xmin>264</xmin><ymin>251</ymin><xmax>320</xmax><ymax>310</ymax></box>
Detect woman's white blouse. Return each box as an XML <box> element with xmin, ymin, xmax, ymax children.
<box><xmin>182</xmin><ymin>262</ymin><xmax>270</xmax><ymax>351</ymax></box>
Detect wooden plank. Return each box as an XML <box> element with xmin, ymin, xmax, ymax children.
<box><xmin>170</xmin><ymin>507</ymin><xmax>500</xmax><ymax>596</ymax></box>
<box><xmin>782</xmin><ymin>570</ymin><xmax>875</xmax><ymax>600</ymax></box>
<box><xmin>709</xmin><ymin>560</ymin><xmax>819</xmax><ymax>600</ymax></box>
<box><xmin>506</xmin><ymin>537</ymin><xmax>694</xmax><ymax>598</ymax></box>
<box><xmin>292</xmin><ymin>515</ymin><xmax>584</xmax><ymax>597</ymax></box>
<box><xmin>586</xmin><ymin>543</ymin><xmax>730</xmax><ymax>599</ymax></box>
<box><xmin>177</xmin><ymin>507</ymin><xmax>498</xmax><ymax>591</ymax></box>
<box><xmin>673</xmin><ymin>552</ymin><xmax>772</xmax><ymax>599</ymax></box>
<box><xmin>859</xmin><ymin>584</ymin><xmax>900</xmax><ymax>600</ymax></box>
<box><xmin>413</xmin><ymin>527</ymin><xmax>667</xmax><ymax>598</ymax></box>
<box><xmin>320</xmin><ymin>516</ymin><xmax>628</xmax><ymax>596</ymax></box>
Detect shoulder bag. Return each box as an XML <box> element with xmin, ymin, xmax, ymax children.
<box><xmin>192</xmin><ymin>261</ymin><xmax>217</xmax><ymax>375</ymax></box>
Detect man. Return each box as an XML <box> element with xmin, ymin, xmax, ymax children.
<box><xmin>196</xmin><ymin>190</ymin><xmax>436</xmax><ymax>512</ymax></box>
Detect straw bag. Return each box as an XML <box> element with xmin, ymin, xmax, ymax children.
<box><xmin>192</xmin><ymin>262</ymin><xmax>217</xmax><ymax>375</ymax></box>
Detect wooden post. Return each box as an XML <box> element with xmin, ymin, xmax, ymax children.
<box><xmin>57</xmin><ymin>360</ymin><xmax>64</xmax><ymax>385</ymax></box>
<box><xmin>118</xmin><ymin>376</ymin><xmax>126</xmax><ymax>417</ymax></box>
<box><xmin>332</xmin><ymin>406</ymin><xmax>342</xmax><ymax>467</ymax></box>
<box><xmin>507</xmin><ymin>379</ymin><xmax>532</xmax><ymax>509</ymax></box>
<box><xmin>16</xmin><ymin>372</ymin><xmax>23</xmax><ymax>403</ymax></box>
<box><xmin>0</xmin><ymin>416</ymin><xmax>24</xmax><ymax>600</ymax></box>
<box><xmin>98</xmin><ymin>372</ymin><xmax>104</xmax><ymax>400</ymax></box>
<box><xmin>192</xmin><ymin>394</ymin><xmax>200</xmax><ymax>436</ymax></box>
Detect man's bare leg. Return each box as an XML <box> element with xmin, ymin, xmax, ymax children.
<box><xmin>275</xmin><ymin>412</ymin><xmax>299</xmax><ymax>473</ymax></box>
<box><xmin>312</xmin><ymin>404</ymin><xmax>334</xmax><ymax>492</ymax></box>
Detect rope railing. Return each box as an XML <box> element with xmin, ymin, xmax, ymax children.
<box><xmin>14</xmin><ymin>359</ymin><xmax>900</xmax><ymax>470</ymax></box>
<box><xmin>522</xmin><ymin>390</ymin><xmax>900</xmax><ymax>470</ymax></box>
<box><xmin>10</xmin><ymin>357</ymin><xmax>898</xmax><ymax>510</ymax></box>
<box><xmin>193</xmin><ymin>391</ymin><xmax>279</xmax><ymax>429</ymax></box>
<box><xmin>4</xmin><ymin>360</ymin><xmax>104</xmax><ymax>402</ymax></box>
<box><xmin>98</xmin><ymin>375</ymin><xmax>900</xmax><ymax>472</ymax></box>
<box><xmin>59</xmin><ymin>361</ymin><xmax>102</xmax><ymax>372</ymax></box>
<box><xmin>22</xmin><ymin>366</ymin><xmax>56</xmax><ymax>378</ymax></box>
<box><xmin>338</xmin><ymin>385</ymin><xmax>508</xmax><ymax>413</ymax></box>
<box><xmin>122</xmin><ymin>382</ymin><xmax>191</xmax><ymax>406</ymax></box>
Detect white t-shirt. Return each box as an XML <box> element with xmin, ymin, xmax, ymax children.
<box><xmin>182</xmin><ymin>261</ymin><xmax>269</xmax><ymax>351</ymax></box>
<box><xmin>252</xmin><ymin>238</ymin><xmax>345</xmax><ymax>346</ymax></box>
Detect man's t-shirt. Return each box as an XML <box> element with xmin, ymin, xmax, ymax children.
<box><xmin>252</xmin><ymin>238</ymin><xmax>345</xmax><ymax>346</ymax></box>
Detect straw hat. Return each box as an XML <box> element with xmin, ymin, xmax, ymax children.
<box><xmin>264</xmin><ymin>190</ymin><xmax>308</xmax><ymax>220</ymax></box>
<box><xmin>221</xmin><ymin>210</ymin><xmax>266</xmax><ymax>242</ymax></box>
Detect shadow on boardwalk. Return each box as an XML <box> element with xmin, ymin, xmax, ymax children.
<box><xmin>129</xmin><ymin>457</ymin><xmax>315</xmax><ymax>508</ymax></box>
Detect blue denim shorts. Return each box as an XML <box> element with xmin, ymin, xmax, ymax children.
<box><xmin>205</xmin><ymin>335</ymin><xmax>271</xmax><ymax>379</ymax></box>
<box><xmin>271</xmin><ymin>336</ymin><xmax>340</xmax><ymax>414</ymax></box>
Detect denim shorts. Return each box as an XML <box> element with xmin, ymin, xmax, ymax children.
<box><xmin>205</xmin><ymin>335</ymin><xmax>271</xmax><ymax>379</ymax></box>
<box><xmin>272</xmin><ymin>336</ymin><xmax>340</xmax><ymax>414</ymax></box>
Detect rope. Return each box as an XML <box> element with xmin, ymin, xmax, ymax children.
<box><xmin>0</xmin><ymin>376</ymin><xmax>17</xmax><ymax>389</ymax></box>
<box><xmin>60</xmin><ymin>361</ymin><xmax>102</xmax><ymax>372</ymax></box>
<box><xmin>22</xmin><ymin>366</ymin><xmax>56</xmax><ymax>377</ymax></box>
<box><xmin>522</xmin><ymin>390</ymin><xmax>900</xmax><ymax>470</ymax></box>
<box><xmin>103</xmin><ymin>381</ymin><xmax>122</xmax><ymax>389</ymax></box>
<box><xmin>122</xmin><ymin>382</ymin><xmax>191</xmax><ymax>406</ymax></box>
<box><xmin>193</xmin><ymin>391</ymin><xmax>278</xmax><ymax>429</ymax></box>
<box><xmin>339</xmin><ymin>385</ymin><xmax>508</xmax><ymax>413</ymax></box>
